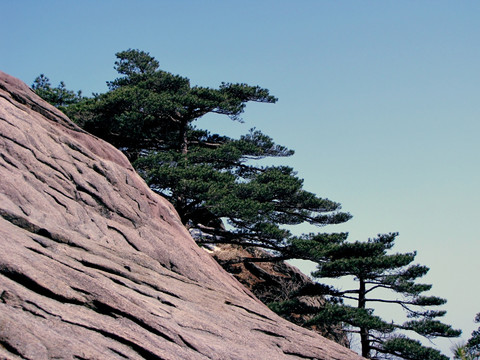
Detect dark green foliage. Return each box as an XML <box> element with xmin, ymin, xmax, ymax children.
<box><xmin>79</xmin><ymin>49</ymin><xmax>278</xmax><ymax>157</ymax></box>
<box><xmin>78</xmin><ymin>70</ymin><xmax>192</xmax><ymax>153</ymax></box>
<box><xmin>305</xmin><ymin>302</ymin><xmax>395</xmax><ymax>334</ymax></box>
<box><xmin>135</xmin><ymin>127</ymin><xmax>350</xmax><ymax>251</ymax></box>
<box><xmin>271</xmin><ymin>232</ymin><xmax>460</xmax><ymax>359</ymax></box>
<box><xmin>381</xmin><ymin>336</ymin><xmax>449</xmax><ymax>360</ymax></box>
<box><xmin>463</xmin><ymin>313</ymin><xmax>480</xmax><ymax>358</ymax></box>
<box><xmin>32</xmin><ymin>74</ymin><xmax>83</xmax><ymax>111</ymax></box>
<box><xmin>111</xmin><ymin>49</ymin><xmax>159</xmax><ymax>80</ymax></box>
<box><xmin>469</xmin><ymin>313</ymin><xmax>480</xmax><ymax>349</ymax></box>
<box><xmin>268</xmin><ymin>298</ymin><xmax>314</xmax><ymax>316</ymax></box>
<box><xmin>401</xmin><ymin>319</ymin><xmax>461</xmax><ymax>338</ymax></box>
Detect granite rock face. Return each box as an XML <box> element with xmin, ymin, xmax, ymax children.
<box><xmin>0</xmin><ymin>71</ymin><xmax>363</xmax><ymax>360</ymax></box>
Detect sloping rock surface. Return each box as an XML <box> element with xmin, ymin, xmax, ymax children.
<box><xmin>0</xmin><ymin>71</ymin><xmax>363</xmax><ymax>360</ymax></box>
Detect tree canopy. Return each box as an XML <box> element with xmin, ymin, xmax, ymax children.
<box><xmin>79</xmin><ymin>49</ymin><xmax>278</xmax><ymax>158</ymax></box>
<box><xmin>135</xmin><ymin>131</ymin><xmax>351</xmax><ymax>253</ymax></box>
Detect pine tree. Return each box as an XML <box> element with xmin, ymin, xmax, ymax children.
<box><xmin>271</xmin><ymin>232</ymin><xmax>460</xmax><ymax>359</ymax></box>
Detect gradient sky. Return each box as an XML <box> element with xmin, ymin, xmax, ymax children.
<box><xmin>1</xmin><ymin>1</ymin><xmax>479</xmax><ymax>356</ymax></box>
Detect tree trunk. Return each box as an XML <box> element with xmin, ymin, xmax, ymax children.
<box><xmin>358</xmin><ymin>277</ymin><xmax>370</xmax><ymax>359</ymax></box>
<box><xmin>179</xmin><ymin>119</ymin><xmax>188</xmax><ymax>155</ymax></box>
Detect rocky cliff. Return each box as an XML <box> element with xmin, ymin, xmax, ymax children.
<box><xmin>0</xmin><ymin>71</ymin><xmax>363</xmax><ymax>360</ymax></box>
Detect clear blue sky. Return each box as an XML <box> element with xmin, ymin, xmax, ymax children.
<box><xmin>2</xmin><ymin>1</ymin><xmax>479</xmax><ymax>356</ymax></box>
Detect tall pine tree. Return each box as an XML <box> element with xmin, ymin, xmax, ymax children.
<box><xmin>38</xmin><ymin>49</ymin><xmax>351</xmax><ymax>258</ymax></box>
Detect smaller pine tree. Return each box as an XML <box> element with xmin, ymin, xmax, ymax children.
<box><xmin>270</xmin><ymin>232</ymin><xmax>460</xmax><ymax>360</ymax></box>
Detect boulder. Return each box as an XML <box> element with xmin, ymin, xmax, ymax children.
<box><xmin>0</xmin><ymin>71</ymin><xmax>363</xmax><ymax>360</ymax></box>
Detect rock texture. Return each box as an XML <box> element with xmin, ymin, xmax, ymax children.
<box><xmin>211</xmin><ymin>245</ymin><xmax>318</xmax><ymax>304</ymax></box>
<box><xmin>0</xmin><ymin>71</ymin><xmax>363</xmax><ymax>360</ymax></box>
<box><xmin>211</xmin><ymin>245</ymin><xmax>349</xmax><ymax>347</ymax></box>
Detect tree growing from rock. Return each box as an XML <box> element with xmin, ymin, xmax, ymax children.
<box><xmin>34</xmin><ymin>49</ymin><xmax>351</xmax><ymax>258</ymax></box>
<box><xmin>270</xmin><ymin>232</ymin><xmax>460</xmax><ymax>359</ymax></box>
<box><xmin>33</xmin><ymin>51</ymin><xmax>461</xmax><ymax>359</ymax></box>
